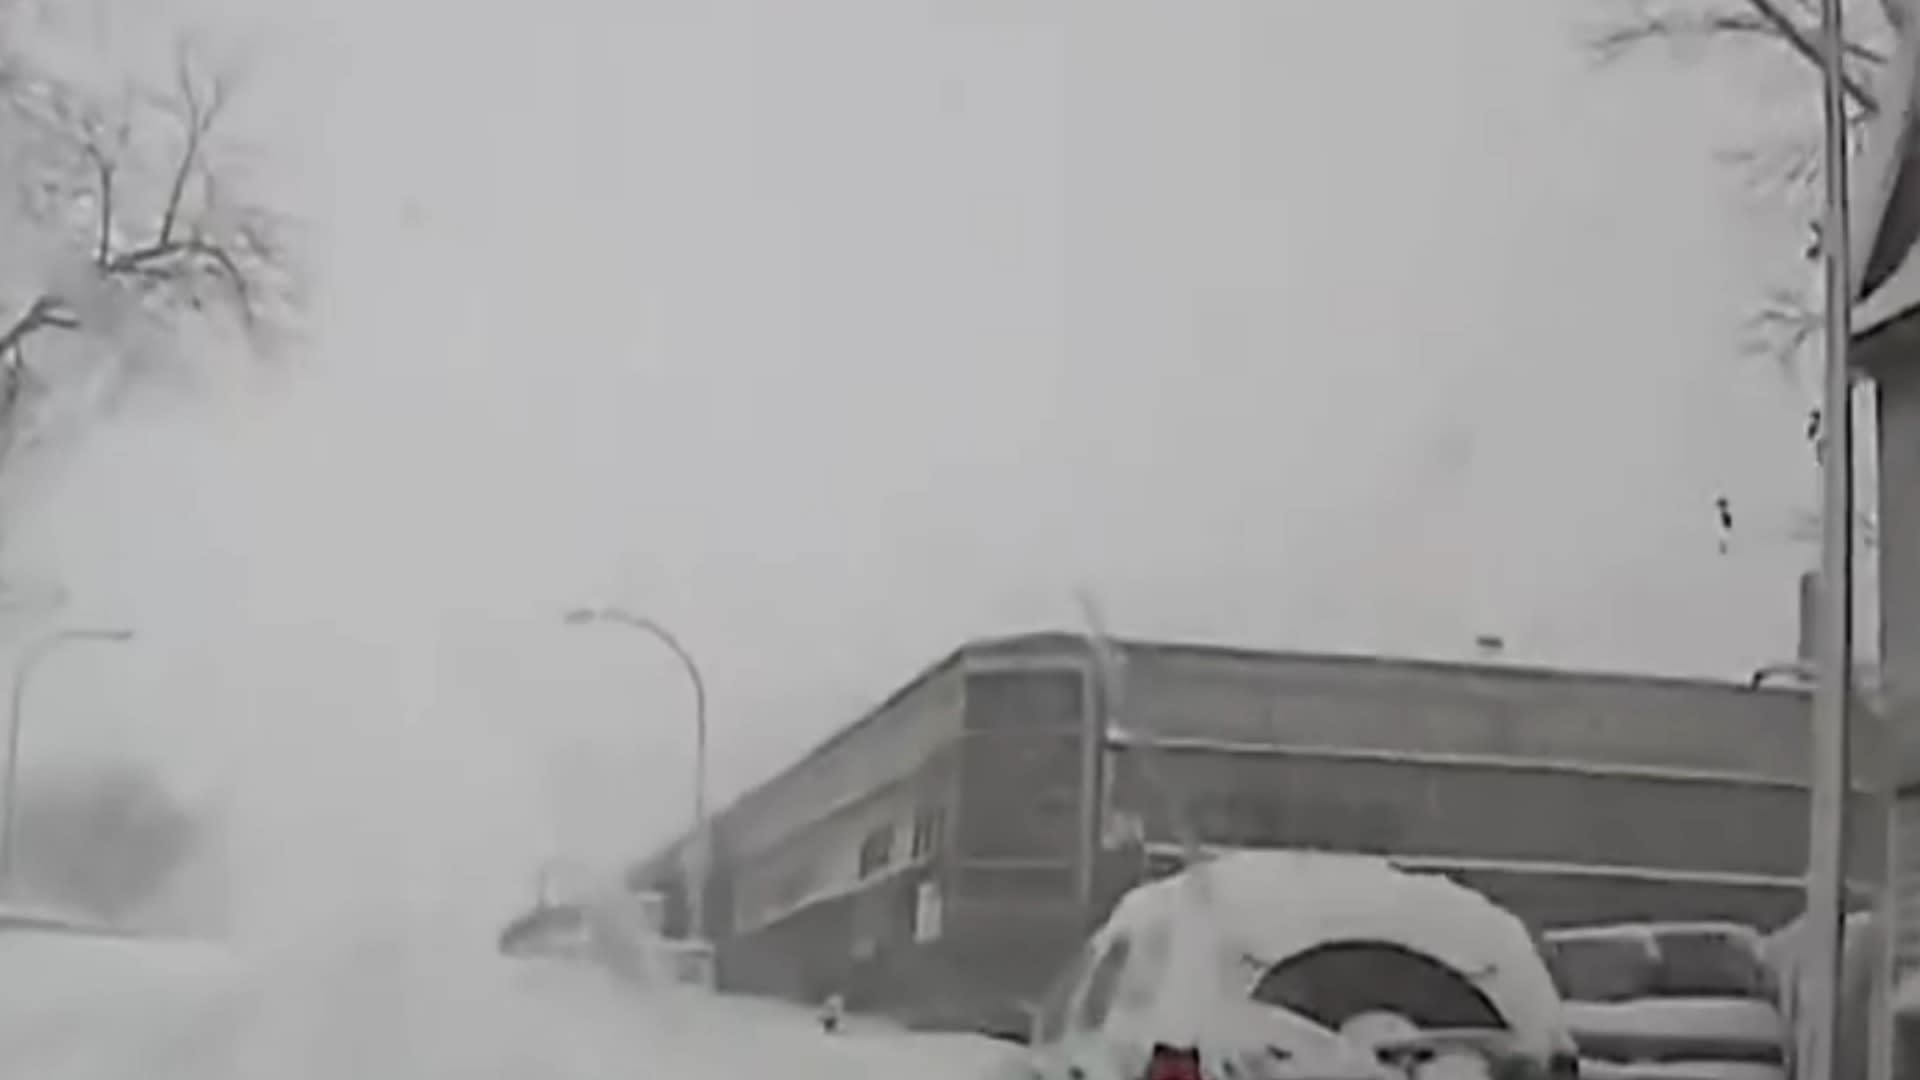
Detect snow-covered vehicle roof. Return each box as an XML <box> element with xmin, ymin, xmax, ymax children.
<box><xmin>497</xmin><ymin>900</ymin><xmax>592</xmax><ymax>956</ymax></box>
<box><xmin>1543</xmin><ymin>920</ymin><xmax>1775</xmax><ymax>1002</ymax></box>
<box><xmin>1106</xmin><ymin>850</ymin><xmax>1570</xmax><ymax>1054</ymax></box>
<box><xmin>1015</xmin><ymin>849</ymin><xmax>1576</xmax><ymax>1080</ymax></box>
<box><xmin>1543</xmin><ymin>922</ymin><xmax>1763</xmax><ymax>947</ymax></box>
<box><xmin>1117</xmin><ymin>850</ymin><xmax>1551</xmax><ymax>969</ymax></box>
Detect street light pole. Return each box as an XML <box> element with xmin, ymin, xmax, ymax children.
<box><xmin>0</xmin><ymin>626</ymin><xmax>135</xmax><ymax>894</ymax></box>
<box><xmin>1802</xmin><ymin>0</ymin><xmax>1858</xmax><ymax>1074</ymax></box>
<box><xmin>563</xmin><ymin>607</ymin><xmax>710</xmax><ymax>943</ymax></box>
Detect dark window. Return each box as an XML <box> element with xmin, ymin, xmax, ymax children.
<box><xmin>1251</xmin><ymin>941</ymin><xmax>1504</xmax><ymax>1031</ymax></box>
<box><xmin>965</xmin><ymin>669</ymin><xmax>1086</xmax><ymax>733</ymax></box>
<box><xmin>911</xmin><ymin>805</ymin><xmax>946</xmax><ymax>860</ymax></box>
<box><xmin>1075</xmin><ymin>935</ymin><xmax>1132</xmax><ymax>1032</ymax></box>
<box><xmin>858</xmin><ymin>824</ymin><xmax>895</xmax><ymax>878</ymax></box>
<box><xmin>957</xmin><ymin>732</ymin><xmax>1083</xmax><ymax>857</ymax></box>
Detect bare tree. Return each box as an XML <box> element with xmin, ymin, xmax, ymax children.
<box><xmin>0</xmin><ymin>8</ymin><xmax>299</xmax><ymax>481</ymax></box>
<box><xmin>14</xmin><ymin>759</ymin><xmax>203</xmax><ymax>924</ymax></box>
<box><xmin>1588</xmin><ymin>0</ymin><xmax>1893</xmax><ymax>548</ymax></box>
<box><xmin>1592</xmin><ymin>0</ymin><xmax>1894</xmax><ymax>356</ymax></box>
<box><xmin>1589</xmin><ymin>0</ymin><xmax>1895</xmax><ymax>108</ymax></box>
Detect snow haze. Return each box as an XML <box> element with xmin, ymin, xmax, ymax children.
<box><xmin>0</xmin><ymin>0</ymin><xmax>1828</xmax><ymax>944</ymax></box>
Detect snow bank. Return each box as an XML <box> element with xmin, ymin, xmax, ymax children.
<box><xmin>0</xmin><ymin>926</ymin><xmax>250</xmax><ymax>1077</ymax></box>
<box><xmin>2</xmin><ymin>920</ymin><xmax>1014</xmax><ymax>1080</ymax></box>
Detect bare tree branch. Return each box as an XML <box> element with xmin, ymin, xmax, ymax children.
<box><xmin>0</xmin><ymin>296</ymin><xmax>78</xmax><ymax>360</ymax></box>
<box><xmin>1589</xmin><ymin>1</ymin><xmax>1884</xmax><ymax>109</ymax></box>
<box><xmin>1737</xmin><ymin>0</ymin><xmax>1883</xmax><ymax>106</ymax></box>
<box><xmin>1743</xmin><ymin>285</ymin><xmax>1823</xmax><ymax>369</ymax></box>
<box><xmin>156</xmin><ymin>43</ymin><xmax>224</xmax><ymax>251</ymax></box>
<box><xmin>1595</xmin><ymin>0</ymin><xmax>1896</xmax><ymax>551</ymax></box>
<box><xmin>80</xmin><ymin>135</ymin><xmax>114</xmax><ymax>267</ymax></box>
<box><xmin>0</xmin><ymin>17</ymin><xmax>303</xmax><ymax>509</ymax></box>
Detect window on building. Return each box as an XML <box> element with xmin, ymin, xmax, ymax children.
<box><xmin>858</xmin><ymin>824</ymin><xmax>895</xmax><ymax>878</ymax></box>
<box><xmin>911</xmin><ymin>805</ymin><xmax>946</xmax><ymax>860</ymax></box>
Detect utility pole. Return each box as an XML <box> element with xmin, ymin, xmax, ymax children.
<box><xmin>1799</xmin><ymin>0</ymin><xmax>1859</xmax><ymax>1073</ymax></box>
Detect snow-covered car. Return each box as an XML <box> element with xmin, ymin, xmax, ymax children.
<box><xmin>1541</xmin><ymin>921</ymin><xmax>1784</xmax><ymax>1080</ymax></box>
<box><xmin>498</xmin><ymin>887</ymin><xmax>716</xmax><ymax>990</ymax></box>
<box><xmin>497</xmin><ymin>899</ymin><xmax>594</xmax><ymax>959</ymax></box>
<box><xmin>998</xmin><ymin>850</ymin><xmax>1579</xmax><ymax>1080</ymax></box>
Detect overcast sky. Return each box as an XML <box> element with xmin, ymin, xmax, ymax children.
<box><xmin>0</xmin><ymin>0</ymin><xmax>1842</xmax><ymax>936</ymax></box>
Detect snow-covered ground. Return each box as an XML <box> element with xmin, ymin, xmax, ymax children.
<box><xmin>0</xmin><ymin>922</ymin><xmax>1018</xmax><ymax>1080</ymax></box>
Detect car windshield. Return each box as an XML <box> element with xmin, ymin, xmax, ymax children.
<box><xmin>1</xmin><ymin>0</ymin><xmax>1873</xmax><ymax>1076</ymax></box>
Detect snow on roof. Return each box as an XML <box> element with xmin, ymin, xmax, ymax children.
<box><xmin>1543</xmin><ymin>921</ymin><xmax>1762</xmax><ymax>945</ymax></box>
<box><xmin>1855</xmin><ymin>249</ymin><xmax>1920</xmax><ymax>343</ymax></box>
<box><xmin>1106</xmin><ymin>849</ymin><xmax>1573</xmax><ymax>1060</ymax></box>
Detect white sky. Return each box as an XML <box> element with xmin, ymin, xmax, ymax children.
<box><xmin>0</xmin><ymin>0</ymin><xmax>1846</xmax><ymax>937</ymax></box>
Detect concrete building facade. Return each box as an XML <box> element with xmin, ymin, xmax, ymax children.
<box><xmin>628</xmin><ymin>633</ymin><xmax>1847</xmax><ymax>1030</ymax></box>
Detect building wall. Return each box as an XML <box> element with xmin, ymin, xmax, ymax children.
<box><xmin>1116</xmin><ymin>645</ymin><xmax>1818</xmax><ymax>779</ymax></box>
<box><xmin>721</xmin><ymin>665</ymin><xmax>966</xmax><ymax>863</ymax></box>
<box><xmin>1886</xmin><ymin>361</ymin><xmax>1920</xmax><ymax>774</ymax></box>
<box><xmin>938</xmin><ymin>656</ymin><xmax>1103</xmax><ymax>1016</ymax></box>
<box><xmin>727</xmin><ymin>751</ymin><xmax>956</xmax><ymax>938</ymax></box>
<box><xmin>642</xmin><ymin>634</ymin><xmax>1842</xmax><ymax>1028</ymax></box>
<box><xmin>1880</xmin><ymin>358</ymin><xmax>1920</xmax><ymax>976</ymax></box>
<box><xmin>1111</xmin><ymin>743</ymin><xmax>1879</xmax><ymax>882</ymax></box>
<box><xmin>627</xmin><ymin>662</ymin><xmax>963</xmax><ymax>950</ymax></box>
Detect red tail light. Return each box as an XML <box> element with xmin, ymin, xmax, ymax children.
<box><xmin>1146</xmin><ymin>1044</ymin><xmax>1203</xmax><ymax>1080</ymax></box>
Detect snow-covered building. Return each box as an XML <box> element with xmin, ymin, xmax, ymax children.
<box><xmin>1849</xmin><ymin>0</ymin><xmax>1920</xmax><ymax>993</ymax></box>
<box><xmin>627</xmin><ymin>633</ymin><xmax>1854</xmax><ymax>1031</ymax></box>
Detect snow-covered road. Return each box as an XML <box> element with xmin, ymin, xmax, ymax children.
<box><xmin>0</xmin><ymin>924</ymin><xmax>1018</xmax><ymax>1080</ymax></box>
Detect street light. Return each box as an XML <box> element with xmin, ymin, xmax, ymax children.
<box><xmin>563</xmin><ymin>606</ymin><xmax>710</xmax><ymax>943</ymax></box>
<box><xmin>0</xmin><ymin>625</ymin><xmax>135</xmax><ymax>893</ymax></box>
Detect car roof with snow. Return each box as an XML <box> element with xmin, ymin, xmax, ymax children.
<box><xmin>1110</xmin><ymin>849</ymin><xmax>1548</xmax><ymax>973</ymax></box>
<box><xmin>1043</xmin><ymin>849</ymin><xmax>1576</xmax><ymax>1067</ymax></box>
<box><xmin>1544</xmin><ymin>921</ymin><xmax>1762</xmax><ymax>944</ymax></box>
